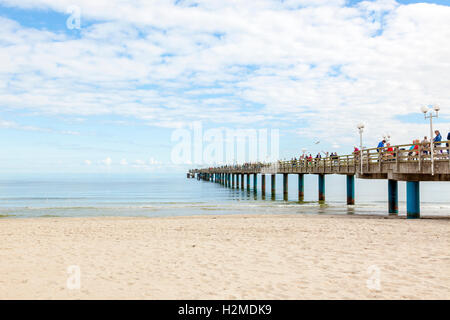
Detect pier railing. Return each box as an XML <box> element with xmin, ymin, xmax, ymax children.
<box><xmin>192</xmin><ymin>140</ymin><xmax>450</xmax><ymax>174</ymax></box>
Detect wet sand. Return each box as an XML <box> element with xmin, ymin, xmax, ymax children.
<box><xmin>0</xmin><ymin>214</ymin><xmax>449</xmax><ymax>299</ymax></box>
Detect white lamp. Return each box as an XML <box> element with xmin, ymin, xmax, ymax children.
<box><xmin>421</xmin><ymin>105</ymin><xmax>429</xmax><ymax>114</ymax></box>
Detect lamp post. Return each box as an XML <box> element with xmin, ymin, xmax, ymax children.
<box><xmin>357</xmin><ymin>123</ymin><xmax>365</xmax><ymax>174</ymax></box>
<box><xmin>421</xmin><ymin>104</ymin><xmax>440</xmax><ymax>176</ymax></box>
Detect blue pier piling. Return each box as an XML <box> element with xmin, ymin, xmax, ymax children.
<box><xmin>261</xmin><ymin>174</ymin><xmax>266</xmax><ymax>196</ymax></box>
<box><xmin>271</xmin><ymin>174</ymin><xmax>276</xmax><ymax>199</ymax></box>
<box><xmin>253</xmin><ymin>174</ymin><xmax>257</xmax><ymax>192</ymax></box>
<box><xmin>232</xmin><ymin>174</ymin><xmax>235</xmax><ymax>188</ymax></box>
<box><xmin>241</xmin><ymin>174</ymin><xmax>245</xmax><ymax>189</ymax></box>
<box><xmin>247</xmin><ymin>174</ymin><xmax>250</xmax><ymax>190</ymax></box>
<box><xmin>283</xmin><ymin>173</ymin><xmax>288</xmax><ymax>201</ymax></box>
<box><xmin>298</xmin><ymin>174</ymin><xmax>304</xmax><ymax>202</ymax></box>
<box><xmin>236</xmin><ymin>174</ymin><xmax>239</xmax><ymax>189</ymax></box>
<box><xmin>388</xmin><ymin>179</ymin><xmax>398</xmax><ymax>215</ymax></box>
<box><xmin>318</xmin><ymin>174</ymin><xmax>325</xmax><ymax>202</ymax></box>
<box><xmin>346</xmin><ymin>175</ymin><xmax>355</xmax><ymax>205</ymax></box>
<box><xmin>407</xmin><ymin>181</ymin><xmax>420</xmax><ymax>219</ymax></box>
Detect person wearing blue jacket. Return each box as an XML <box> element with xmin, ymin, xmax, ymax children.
<box><xmin>434</xmin><ymin>130</ymin><xmax>442</xmax><ymax>154</ymax></box>
<box><xmin>434</xmin><ymin>130</ymin><xmax>442</xmax><ymax>143</ymax></box>
<box><xmin>377</xmin><ymin>140</ymin><xmax>386</xmax><ymax>152</ymax></box>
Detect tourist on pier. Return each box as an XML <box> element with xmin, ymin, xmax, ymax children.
<box><xmin>315</xmin><ymin>153</ymin><xmax>321</xmax><ymax>164</ymax></box>
<box><xmin>434</xmin><ymin>130</ymin><xmax>442</xmax><ymax>154</ymax></box>
<box><xmin>377</xmin><ymin>139</ymin><xmax>386</xmax><ymax>152</ymax></box>
<box><xmin>331</xmin><ymin>152</ymin><xmax>339</xmax><ymax>164</ymax></box>
<box><xmin>421</xmin><ymin>136</ymin><xmax>429</xmax><ymax>155</ymax></box>
<box><xmin>407</xmin><ymin>140</ymin><xmax>419</xmax><ymax>159</ymax></box>
<box><xmin>353</xmin><ymin>147</ymin><xmax>360</xmax><ymax>162</ymax></box>
<box><xmin>434</xmin><ymin>130</ymin><xmax>442</xmax><ymax>143</ymax></box>
<box><xmin>385</xmin><ymin>143</ymin><xmax>395</xmax><ymax>160</ymax></box>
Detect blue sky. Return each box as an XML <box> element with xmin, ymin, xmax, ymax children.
<box><xmin>0</xmin><ymin>0</ymin><xmax>449</xmax><ymax>173</ymax></box>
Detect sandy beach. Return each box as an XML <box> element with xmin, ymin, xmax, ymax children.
<box><xmin>0</xmin><ymin>214</ymin><xmax>449</xmax><ymax>300</ymax></box>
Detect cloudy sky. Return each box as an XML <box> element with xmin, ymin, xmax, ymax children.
<box><xmin>0</xmin><ymin>0</ymin><xmax>449</xmax><ymax>173</ymax></box>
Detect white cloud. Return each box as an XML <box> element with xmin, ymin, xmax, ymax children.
<box><xmin>84</xmin><ymin>159</ymin><xmax>92</xmax><ymax>165</ymax></box>
<box><xmin>100</xmin><ymin>157</ymin><xmax>112</xmax><ymax>166</ymax></box>
<box><xmin>119</xmin><ymin>159</ymin><xmax>128</xmax><ymax>166</ymax></box>
<box><xmin>0</xmin><ymin>0</ymin><xmax>449</xmax><ymax>150</ymax></box>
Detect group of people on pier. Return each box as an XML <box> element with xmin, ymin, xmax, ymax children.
<box><xmin>376</xmin><ymin>129</ymin><xmax>450</xmax><ymax>160</ymax></box>
<box><xmin>202</xmin><ymin>129</ymin><xmax>450</xmax><ymax>173</ymax></box>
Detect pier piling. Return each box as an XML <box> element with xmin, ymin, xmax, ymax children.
<box><xmin>261</xmin><ymin>174</ymin><xmax>266</xmax><ymax>196</ymax></box>
<box><xmin>298</xmin><ymin>174</ymin><xmax>304</xmax><ymax>202</ymax></box>
<box><xmin>346</xmin><ymin>175</ymin><xmax>355</xmax><ymax>205</ymax></box>
<box><xmin>406</xmin><ymin>181</ymin><xmax>420</xmax><ymax>219</ymax></box>
<box><xmin>318</xmin><ymin>174</ymin><xmax>325</xmax><ymax>202</ymax></box>
<box><xmin>388</xmin><ymin>179</ymin><xmax>398</xmax><ymax>215</ymax></box>
<box><xmin>283</xmin><ymin>173</ymin><xmax>288</xmax><ymax>201</ymax></box>
<box><xmin>271</xmin><ymin>174</ymin><xmax>276</xmax><ymax>199</ymax></box>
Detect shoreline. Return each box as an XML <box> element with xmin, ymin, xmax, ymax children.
<box><xmin>2</xmin><ymin>212</ymin><xmax>450</xmax><ymax>221</ymax></box>
<box><xmin>1</xmin><ymin>214</ymin><xmax>449</xmax><ymax>299</ymax></box>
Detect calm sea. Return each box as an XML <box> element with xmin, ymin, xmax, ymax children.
<box><xmin>0</xmin><ymin>173</ymin><xmax>449</xmax><ymax>218</ymax></box>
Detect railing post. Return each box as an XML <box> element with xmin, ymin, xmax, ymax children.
<box><xmin>396</xmin><ymin>147</ymin><xmax>399</xmax><ymax>171</ymax></box>
<box><xmin>418</xmin><ymin>145</ymin><xmax>422</xmax><ymax>171</ymax></box>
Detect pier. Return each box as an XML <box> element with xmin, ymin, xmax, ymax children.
<box><xmin>189</xmin><ymin>141</ymin><xmax>450</xmax><ymax>219</ymax></box>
